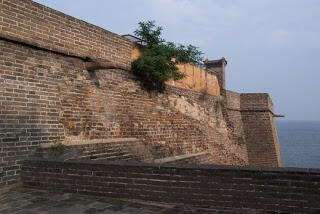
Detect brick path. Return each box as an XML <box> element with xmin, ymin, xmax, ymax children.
<box><xmin>0</xmin><ymin>188</ymin><xmax>257</xmax><ymax>214</ymax></box>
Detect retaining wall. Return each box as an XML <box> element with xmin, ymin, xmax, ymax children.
<box><xmin>0</xmin><ymin>38</ymin><xmax>247</xmax><ymax>187</ymax></box>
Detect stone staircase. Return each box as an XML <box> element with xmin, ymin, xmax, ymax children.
<box><xmin>152</xmin><ymin>152</ymin><xmax>216</xmax><ymax>165</ymax></box>
<box><xmin>35</xmin><ymin>138</ymin><xmax>220</xmax><ymax>165</ymax></box>
<box><xmin>34</xmin><ymin>138</ymin><xmax>154</xmax><ymax>162</ymax></box>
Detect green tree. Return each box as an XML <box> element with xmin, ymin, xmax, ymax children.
<box><xmin>131</xmin><ymin>21</ymin><xmax>203</xmax><ymax>91</ymax></box>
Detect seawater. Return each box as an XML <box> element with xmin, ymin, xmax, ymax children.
<box><xmin>277</xmin><ymin>120</ymin><xmax>320</xmax><ymax>168</ymax></box>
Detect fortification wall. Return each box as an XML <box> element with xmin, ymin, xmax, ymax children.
<box><xmin>223</xmin><ymin>90</ymin><xmax>282</xmax><ymax>167</ymax></box>
<box><xmin>240</xmin><ymin>94</ymin><xmax>282</xmax><ymax>167</ymax></box>
<box><xmin>0</xmin><ymin>0</ymin><xmax>132</xmax><ymax>69</ymax></box>
<box><xmin>0</xmin><ymin>39</ymin><xmax>247</xmax><ymax>187</ymax></box>
<box><xmin>223</xmin><ymin>90</ymin><xmax>245</xmax><ymax>144</ymax></box>
<box><xmin>0</xmin><ymin>0</ymin><xmax>282</xmax><ymax>188</ymax></box>
<box><xmin>22</xmin><ymin>159</ymin><xmax>320</xmax><ymax>213</ymax></box>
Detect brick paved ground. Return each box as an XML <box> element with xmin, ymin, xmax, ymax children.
<box><xmin>0</xmin><ymin>187</ymin><xmax>258</xmax><ymax>214</ymax></box>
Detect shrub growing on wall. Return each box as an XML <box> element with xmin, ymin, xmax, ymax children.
<box><xmin>131</xmin><ymin>21</ymin><xmax>203</xmax><ymax>91</ymax></box>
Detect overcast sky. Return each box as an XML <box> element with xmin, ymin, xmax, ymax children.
<box><xmin>34</xmin><ymin>0</ymin><xmax>320</xmax><ymax>121</ymax></box>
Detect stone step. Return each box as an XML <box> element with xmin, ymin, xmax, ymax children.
<box><xmin>75</xmin><ymin>151</ymin><xmax>130</xmax><ymax>161</ymax></box>
<box><xmin>93</xmin><ymin>153</ymin><xmax>134</xmax><ymax>162</ymax></box>
<box><xmin>151</xmin><ymin>152</ymin><xmax>210</xmax><ymax>164</ymax></box>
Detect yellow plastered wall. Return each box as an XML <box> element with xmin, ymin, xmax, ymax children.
<box><xmin>131</xmin><ymin>43</ymin><xmax>220</xmax><ymax>96</ymax></box>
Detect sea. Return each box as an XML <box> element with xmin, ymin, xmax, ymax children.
<box><xmin>277</xmin><ymin>120</ymin><xmax>320</xmax><ymax>169</ymax></box>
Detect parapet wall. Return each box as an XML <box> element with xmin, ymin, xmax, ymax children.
<box><xmin>0</xmin><ymin>0</ymin><xmax>132</xmax><ymax>68</ymax></box>
<box><xmin>22</xmin><ymin>159</ymin><xmax>320</xmax><ymax>213</ymax></box>
<box><xmin>131</xmin><ymin>43</ymin><xmax>220</xmax><ymax>96</ymax></box>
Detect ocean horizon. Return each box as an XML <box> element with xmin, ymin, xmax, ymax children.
<box><xmin>277</xmin><ymin>120</ymin><xmax>320</xmax><ymax>169</ymax></box>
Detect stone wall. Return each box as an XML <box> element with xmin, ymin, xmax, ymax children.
<box><xmin>0</xmin><ymin>39</ymin><xmax>247</xmax><ymax>187</ymax></box>
<box><xmin>22</xmin><ymin>159</ymin><xmax>320</xmax><ymax>213</ymax></box>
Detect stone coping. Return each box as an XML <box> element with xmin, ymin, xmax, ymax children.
<box><xmin>40</xmin><ymin>138</ymin><xmax>139</xmax><ymax>148</ymax></box>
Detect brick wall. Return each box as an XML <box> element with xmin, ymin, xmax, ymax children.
<box><xmin>224</xmin><ymin>90</ymin><xmax>246</xmax><ymax>143</ymax></box>
<box><xmin>241</xmin><ymin>94</ymin><xmax>282</xmax><ymax>167</ymax></box>
<box><xmin>0</xmin><ymin>0</ymin><xmax>132</xmax><ymax>69</ymax></box>
<box><xmin>22</xmin><ymin>159</ymin><xmax>320</xmax><ymax>213</ymax></box>
<box><xmin>0</xmin><ymin>39</ymin><xmax>247</xmax><ymax>187</ymax></box>
<box><xmin>0</xmin><ymin>40</ymin><xmax>67</xmax><ymax>187</ymax></box>
<box><xmin>0</xmin><ymin>0</ymin><xmax>283</xmax><ymax>188</ymax></box>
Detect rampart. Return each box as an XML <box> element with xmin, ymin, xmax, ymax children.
<box><xmin>1</xmin><ymin>0</ymin><xmax>283</xmax><ymax>191</ymax></box>
<box><xmin>0</xmin><ymin>37</ymin><xmax>249</xmax><ymax>186</ymax></box>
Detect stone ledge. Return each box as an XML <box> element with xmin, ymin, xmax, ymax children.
<box><xmin>40</xmin><ymin>138</ymin><xmax>139</xmax><ymax>148</ymax></box>
<box><xmin>152</xmin><ymin>152</ymin><xmax>209</xmax><ymax>164</ymax></box>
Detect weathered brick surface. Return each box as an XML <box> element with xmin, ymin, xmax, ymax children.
<box><xmin>22</xmin><ymin>159</ymin><xmax>320</xmax><ymax>213</ymax></box>
<box><xmin>223</xmin><ymin>90</ymin><xmax>246</xmax><ymax>144</ymax></box>
<box><xmin>241</xmin><ymin>94</ymin><xmax>282</xmax><ymax>167</ymax></box>
<box><xmin>0</xmin><ymin>0</ymin><xmax>283</xmax><ymax>188</ymax></box>
<box><xmin>0</xmin><ymin>0</ymin><xmax>132</xmax><ymax>69</ymax></box>
<box><xmin>0</xmin><ymin>39</ymin><xmax>247</xmax><ymax>186</ymax></box>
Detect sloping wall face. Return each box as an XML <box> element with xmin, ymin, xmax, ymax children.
<box><xmin>223</xmin><ymin>90</ymin><xmax>246</xmax><ymax>145</ymax></box>
<box><xmin>223</xmin><ymin>91</ymin><xmax>282</xmax><ymax>167</ymax></box>
<box><xmin>240</xmin><ymin>94</ymin><xmax>282</xmax><ymax>167</ymax></box>
<box><xmin>0</xmin><ymin>39</ymin><xmax>248</xmax><ymax>187</ymax></box>
<box><xmin>0</xmin><ymin>0</ymin><xmax>132</xmax><ymax>69</ymax></box>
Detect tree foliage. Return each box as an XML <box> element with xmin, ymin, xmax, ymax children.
<box><xmin>131</xmin><ymin>21</ymin><xmax>203</xmax><ymax>91</ymax></box>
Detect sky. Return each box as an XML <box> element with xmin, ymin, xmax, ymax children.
<box><xmin>33</xmin><ymin>0</ymin><xmax>320</xmax><ymax>121</ymax></box>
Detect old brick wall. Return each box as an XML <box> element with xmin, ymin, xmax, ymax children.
<box><xmin>223</xmin><ymin>90</ymin><xmax>246</xmax><ymax>144</ymax></box>
<box><xmin>0</xmin><ymin>0</ymin><xmax>283</xmax><ymax>188</ymax></box>
<box><xmin>0</xmin><ymin>38</ymin><xmax>247</xmax><ymax>187</ymax></box>
<box><xmin>240</xmin><ymin>94</ymin><xmax>282</xmax><ymax>167</ymax></box>
<box><xmin>0</xmin><ymin>0</ymin><xmax>132</xmax><ymax>69</ymax></box>
<box><xmin>22</xmin><ymin>159</ymin><xmax>320</xmax><ymax>213</ymax></box>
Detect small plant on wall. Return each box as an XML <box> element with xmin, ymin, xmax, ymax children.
<box><xmin>48</xmin><ymin>142</ymin><xmax>65</xmax><ymax>157</ymax></box>
<box><xmin>131</xmin><ymin>21</ymin><xmax>203</xmax><ymax>91</ymax></box>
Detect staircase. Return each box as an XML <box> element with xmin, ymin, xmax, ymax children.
<box><xmin>34</xmin><ymin>138</ymin><xmax>154</xmax><ymax>162</ymax></box>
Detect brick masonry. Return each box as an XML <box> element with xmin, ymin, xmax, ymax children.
<box><xmin>0</xmin><ymin>38</ymin><xmax>247</xmax><ymax>187</ymax></box>
<box><xmin>22</xmin><ymin>159</ymin><xmax>320</xmax><ymax>213</ymax></box>
<box><xmin>240</xmin><ymin>93</ymin><xmax>282</xmax><ymax>167</ymax></box>
<box><xmin>223</xmin><ymin>90</ymin><xmax>282</xmax><ymax>167</ymax></box>
<box><xmin>0</xmin><ymin>0</ymin><xmax>283</xmax><ymax>188</ymax></box>
<box><xmin>0</xmin><ymin>0</ymin><xmax>132</xmax><ymax>69</ymax></box>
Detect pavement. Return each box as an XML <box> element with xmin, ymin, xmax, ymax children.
<box><xmin>0</xmin><ymin>187</ymin><xmax>257</xmax><ymax>214</ymax></box>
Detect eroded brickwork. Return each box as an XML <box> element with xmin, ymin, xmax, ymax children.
<box><xmin>0</xmin><ymin>39</ymin><xmax>247</xmax><ymax>187</ymax></box>
<box><xmin>241</xmin><ymin>94</ymin><xmax>282</xmax><ymax>167</ymax></box>
<box><xmin>0</xmin><ymin>0</ymin><xmax>282</xmax><ymax>188</ymax></box>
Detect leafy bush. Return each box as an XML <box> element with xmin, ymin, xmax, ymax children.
<box><xmin>131</xmin><ymin>21</ymin><xmax>203</xmax><ymax>91</ymax></box>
